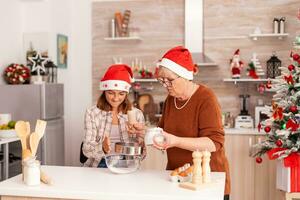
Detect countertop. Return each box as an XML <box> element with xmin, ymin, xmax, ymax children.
<box><xmin>224</xmin><ymin>128</ymin><xmax>265</xmax><ymax>135</ymax></box>
<box><xmin>0</xmin><ymin>166</ymin><xmax>225</xmax><ymax>200</ymax></box>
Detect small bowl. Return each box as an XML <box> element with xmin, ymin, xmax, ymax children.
<box><xmin>114</xmin><ymin>142</ymin><xmax>142</xmax><ymax>155</ymax></box>
<box><xmin>105</xmin><ymin>154</ymin><xmax>141</xmax><ymax>174</ymax></box>
<box><xmin>0</xmin><ymin>129</ymin><xmax>17</xmax><ymax>139</ymax></box>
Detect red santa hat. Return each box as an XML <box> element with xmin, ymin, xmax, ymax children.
<box><xmin>158</xmin><ymin>46</ymin><xmax>195</xmax><ymax>80</ymax></box>
<box><xmin>99</xmin><ymin>64</ymin><xmax>134</xmax><ymax>92</ymax></box>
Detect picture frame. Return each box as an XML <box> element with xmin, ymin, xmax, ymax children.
<box><xmin>57</xmin><ymin>34</ymin><xmax>68</xmax><ymax>69</ymax></box>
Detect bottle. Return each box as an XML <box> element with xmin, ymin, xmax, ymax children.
<box><xmin>110</xmin><ymin>19</ymin><xmax>116</xmax><ymax>38</ymax></box>
<box><xmin>273</xmin><ymin>18</ymin><xmax>279</xmax><ymax>34</ymax></box>
<box><xmin>279</xmin><ymin>17</ymin><xmax>286</xmax><ymax>34</ymax></box>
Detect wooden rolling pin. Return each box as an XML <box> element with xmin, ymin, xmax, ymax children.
<box><xmin>41</xmin><ymin>171</ymin><xmax>52</xmax><ymax>185</ymax></box>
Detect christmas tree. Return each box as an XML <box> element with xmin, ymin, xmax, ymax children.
<box><xmin>253</xmin><ymin>52</ymin><xmax>300</xmax><ymax>163</ymax></box>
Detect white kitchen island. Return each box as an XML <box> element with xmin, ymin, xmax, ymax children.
<box><xmin>0</xmin><ymin>166</ymin><xmax>225</xmax><ymax>200</ymax></box>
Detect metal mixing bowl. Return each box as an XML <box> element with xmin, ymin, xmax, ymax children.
<box><xmin>114</xmin><ymin>142</ymin><xmax>142</xmax><ymax>155</ymax></box>
<box><xmin>105</xmin><ymin>154</ymin><xmax>141</xmax><ymax>174</ymax></box>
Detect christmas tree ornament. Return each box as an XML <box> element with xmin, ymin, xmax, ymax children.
<box><xmin>292</xmin><ymin>53</ymin><xmax>300</xmax><ymax>61</ymax></box>
<box><xmin>284</xmin><ymin>75</ymin><xmax>294</xmax><ymax>85</ymax></box>
<box><xmin>288</xmin><ymin>64</ymin><xmax>295</xmax><ymax>71</ymax></box>
<box><xmin>264</xmin><ymin>126</ymin><xmax>271</xmax><ymax>133</ymax></box>
<box><xmin>286</xmin><ymin>119</ymin><xmax>299</xmax><ymax>131</ymax></box>
<box><xmin>290</xmin><ymin>105</ymin><xmax>298</xmax><ymax>113</ymax></box>
<box><xmin>273</xmin><ymin>104</ymin><xmax>283</xmax><ymax>120</ymax></box>
<box><xmin>266</xmin><ymin>80</ymin><xmax>272</xmax><ymax>89</ymax></box>
<box><xmin>230</xmin><ymin>49</ymin><xmax>244</xmax><ymax>79</ymax></box>
<box><xmin>275</xmin><ymin>139</ymin><xmax>283</xmax><ymax>147</ymax></box>
<box><xmin>256</xmin><ymin>157</ymin><xmax>263</xmax><ymax>164</ymax></box>
<box><xmin>267</xmin><ymin>53</ymin><xmax>281</xmax><ymax>78</ymax></box>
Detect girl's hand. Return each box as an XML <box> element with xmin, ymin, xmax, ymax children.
<box><xmin>102</xmin><ymin>135</ymin><xmax>111</xmax><ymax>154</ymax></box>
<box><xmin>126</xmin><ymin>122</ymin><xmax>145</xmax><ymax>137</ymax></box>
<box><xmin>153</xmin><ymin>130</ymin><xmax>178</xmax><ymax>150</ymax></box>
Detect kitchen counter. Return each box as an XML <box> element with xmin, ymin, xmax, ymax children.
<box><xmin>224</xmin><ymin>128</ymin><xmax>265</xmax><ymax>135</ymax></box>
<box><xmin>0</xmin><ymin>165</ymin><xmax>225</xmax><ymax>200</ymax></box>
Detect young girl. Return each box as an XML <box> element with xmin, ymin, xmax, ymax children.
<box><xmin>82</xmin><ymin>64</ymin><xmax>145</xmax><ymax>168</ymax></box>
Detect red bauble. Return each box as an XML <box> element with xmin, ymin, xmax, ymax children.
<box><xmin>288</xmin><ymin>64</ymin><xmax>295</xmax><ymax>71</ymax></box>
<box><xmin>256</xmin><ymin>157</ymin><xmax>263</xmax><ymax>164</ymax></box>
<box><xmin>290</xmin><ymin>105</ymin><xmax>298</xmax><ymax>113</ymax></box>
<box><xmin>276</xmin><ymin>139</ymin><xmax>283</xmax><ymax>147</ymax></box>
<box><xmin>293</xmin><ymin>54</ymin><xmax>300</xmax><ymax>61</ymax></box>
<box><xmin>264</xmin><ymin>126</ymin><xmax>271</xmax><ymax>133</ymax></box>
<box><xmin>266</xmin><ymin>82</ymin><xmax>272</xmax><ymax>89</ymax></box>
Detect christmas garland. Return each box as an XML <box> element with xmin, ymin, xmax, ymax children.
<box><xmin>3</xmin><ymin>63</ymin><xmax>31</xmax><ymax>84</ymax></box>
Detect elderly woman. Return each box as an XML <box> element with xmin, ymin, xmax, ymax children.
<box><xmin>154</xmin><ymin>46</ymin><xmax>230</xmax><ymax>200</ymax></box>
<box><xmin>82</xmin><ymin>64</ymin><xmax>145</xmax><ymax>168</ymax></box>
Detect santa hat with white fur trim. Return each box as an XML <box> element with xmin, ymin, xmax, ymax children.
<box><xmin>99</xmin><ymin>64</ymin><xmax>134</xmax><ymax>92</ymax></box>
<box><xmin>158</xmin><ymin>46</ymin><xmax>196</xmax><ymax>80</ymax></box>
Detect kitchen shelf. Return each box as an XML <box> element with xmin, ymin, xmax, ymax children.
<box><xmin>104</xmin><ymin>36</ymin><xmax>142</xmax><ymax>41</ymax></box>
<box><xmin>134</xmin><ymin>78</ymin><xmax>158</xmax><ymax>83</ymax></box>
<box><xmin>249</xmin><ymin>33</ymin><xmax>289</xmax><ymax>40</ymax></box>
<box><xmin>223</xmin><ymin>78</ymin><xmax>272</xmax><ymax>84</ymax></box>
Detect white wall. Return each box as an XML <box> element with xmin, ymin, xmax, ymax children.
<box><xmin>0</xmin><ymin>0</ymin><xmax>23</xmax><ymax>84</ymax></box>
<box><xmin>1</xmin><ymin>0</ymin><xmax>92</xmax><ymax>166</ymax></box>
<box><xmin>21</xmin><ymin>0</ymin><xmax>92</xmax><ymax>166</ymax></box>
<box><xmin>64</xmin><ymin>0</ymin><xmax>92</xmax><ymax>166</ymax></box>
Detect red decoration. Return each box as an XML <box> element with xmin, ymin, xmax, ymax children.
<box><xmin>288</xmin><ymin>64</ymin><xmax>295</xmax><ymax>71</ymax></box>
<box><xmin>256</xmin><ymin>157</ymin><xmax>263</xmax><ymax>164</ymax></box>
<box><xmin>284</xmin><ymin>75</ymin><xmax>294</xmax><ymax>85</ymax></box>
<box><xmin>268</xmin><ymin>149</ymin><xmax>300</xmax><ymax>192</ymax></box>
<box><xmin>267</xmin><ymin>148</ymin><xmax>287</xmax><ymax>160</ymax></box>
<box><xmin>272</xmin><ymin>103</ymin><xmax>283</xmax><ymax>120</ymax></box>
<box><xmin>264</xmin><ymin>126</ymin><xmax>271</xmax><ymax>133</ymax></box>
<box><xmin>258</xmin><ymin>83</ymin><xmax>265</xmax><ymax>94</ymax></box>
<box><xmin>292</xmin><ymin>53</ymin><xmax>300</xmax><ymax>61</ymax></box>
<box><xmin>276</xmin><ymin>139</ymin><xmax>283</xmax><ymax>147</ymax></box>
<box><xmin>266</xmin><ymin>80</ymin><xmax>272</xmax><ymax>89</ymax></box>
<box><xmin>258</xmin><ymin>123</ymin><xmax>262</xmax><ymax>132</ymax></box>
<box><xmin>286</xmin><ymin>119</ymin><xmax>299</xmax><ymax>131</ymax></box>
<box><xmin>290</xmin><ymin>106</ymin><xmax>298</xmax><ymax>113</ymax></box>
<box><xmin>230</xmin><ymin>49</ymin><xmax>244</xmax><ymax>78</ymax></box>
<box><xmin>3</xmin><ymin>63</ymin><xmax>31</xmax><ymax>84</ymax></box>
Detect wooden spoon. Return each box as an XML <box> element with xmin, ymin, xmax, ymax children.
<box><xmin>15</xmin><ymin>121</ymin><xmax>29</xmax><ymax>150</ymax></box>
<box><xmin>35</xmin><ymin>120</ymin><xmax>47</xmax><ymax>140</ymax></box>
<box><xmin>29</xmin><ymin>132</ymin><xmax>40</xmax><ymax>157</ymax></box>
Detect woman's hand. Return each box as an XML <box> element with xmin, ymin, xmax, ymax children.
<box><xmin>102</xmin><ymin>135</ymin><xmax>111</xmax><ymax>154</ymax></box>
<box><xmin>126</xmin><ymin>122</ymin><xmax>145</xmax><ymax>137</ymax></box>
<box><xmin>153</xmin><ymin>130</ymin><xmax>179</xmax><ymax>150</ymax></box>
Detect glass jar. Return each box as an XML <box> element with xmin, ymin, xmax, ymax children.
<box><xmin>23</xmin><ymin>159</ymin><xmax>41</xmax><ymax>186</ymax></box>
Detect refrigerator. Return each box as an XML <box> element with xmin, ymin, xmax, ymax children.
<box><xmin>0</xmin><ymin>83</ymin><xmax>64</xmax><ymax>166</ymax></box>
